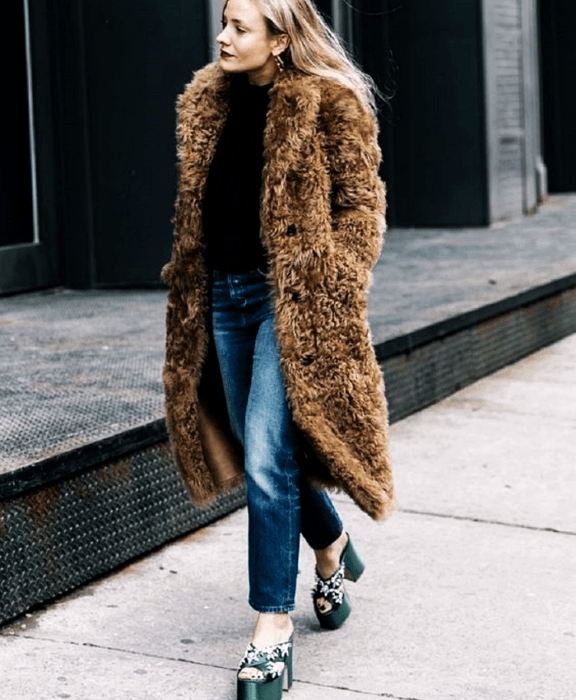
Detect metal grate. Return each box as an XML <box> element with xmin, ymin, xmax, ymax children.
<box><xmin>383</xmin><ymin>286</ymin><xmax>576</xmax><ymax>423</ymax></box>
<box><xmin>0</xmin><ymin>440</ymin><xmax>246</xmax><ymax>624</ymax></box>
<box><xmin>0</xmin><ymin>289</ymin><xmax>249</xmax><ymax>625</ymax></box>
<box><xmin>0</xmin><ymin>289</ymin><xmax>166</xmax><ymax>473</ymax></box>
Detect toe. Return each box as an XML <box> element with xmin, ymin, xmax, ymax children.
<box><xmin>316</xmin><ymin>596</ymin><xmax>332</xmax><ymax>614</ymax></box>
<box><xmin>238</xmin><ymin>667</ymin><xmax>264</xmax><ymax>681</ymax></box>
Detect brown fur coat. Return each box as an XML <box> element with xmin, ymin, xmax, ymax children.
<box><xmin>162</xmin><ymin>62</ymin><xmax>395</xmax><ymax>520</ymax></box>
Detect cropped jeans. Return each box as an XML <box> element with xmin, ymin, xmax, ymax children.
<box><xmin>211</xmin><ymin>268</ymin><xmax>343</xmax><ymax>612</ymax></box>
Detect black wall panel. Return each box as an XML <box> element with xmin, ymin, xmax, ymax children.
<box><xmin>54</xmin><ymin>1</ymin><xmax>209</xmax><ymax>288</ymax></box>
<box><xmin>540</xmin><ymin>0</ymin><xmax>576</xmax><ymax>192</ymax></box>
<box><xmin>83</xmin><ymin>2</ymin><xmax>209</xmax><ymax>286</ymax></box>
<box><xmin>385</xmin><ymin>0</ymin><xmax>488</xmax><ymax>226</ymax></box>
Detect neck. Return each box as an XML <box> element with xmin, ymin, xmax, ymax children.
<box><xmin>246</xmin><ymin>58</ymin><xmax>278</xmax><ymax>86</ymax></box>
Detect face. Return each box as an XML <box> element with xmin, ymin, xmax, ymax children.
<box><xmin>217</xmin><ymin>0</ymin><xmax>287</xmax><ymax>85</ymax></box>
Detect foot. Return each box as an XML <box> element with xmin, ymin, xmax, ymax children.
<box><xmin>237</xmin><ymin>613</ymin><xmax>294</xmax><ymax>682</ymax></box>
<box><xmin>314</xmin><ymin>531</ymin><xmax>348</xmax><ymax>614</ymax></box>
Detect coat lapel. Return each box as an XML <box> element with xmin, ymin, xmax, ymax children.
<box><xmin>177</xmin><ymin>66</ymin><xmax>232</xmax><ymax>201</ymax></box>
<box><xmin>262</xmin><ymin>70</ymin><xmax>321</xmax><ymax>227</ymax></box>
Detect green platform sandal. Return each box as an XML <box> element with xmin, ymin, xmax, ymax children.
<box><xmin>312</xmin><ymin>534</ymin><xmax>365</xmax><ymax>630</ymax></box>
<box><xmin>237</xmin><ymin>636</ymin><xmax>293</xmax><ymax>700</ymax></box>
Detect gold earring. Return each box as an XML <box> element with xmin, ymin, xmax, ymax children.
<box><xmin>274</xmin><ymin>53</ymin><xmax>285</xmax><ymax>71</ymax></box>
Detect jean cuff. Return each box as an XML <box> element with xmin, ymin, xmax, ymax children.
<box><xmin>249</xmin><ymin>600</ymin><xmax>296</xmax><ymax>613</ymax></box>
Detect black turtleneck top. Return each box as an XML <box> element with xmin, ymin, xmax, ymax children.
<box><xmin>202</xmin><ymin>75</ymin><xmax>271</xmax><ymax>273</ymax></box>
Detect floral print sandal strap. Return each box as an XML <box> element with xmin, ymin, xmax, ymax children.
<box><xmin>312</xmin><ymin>564</ymin><xmax>345</xmax><ymax>609</ymax></box>
<box><xmin>312</xmin><ymin>563</ymin><xmax>351</xmax><ymax>630</ymax></box>
<box><xmin>237</xmin><ymin>637</ymin><xmax>294</xmax><ymax>700</ymax></box>
<box><xmin>238</xmin><ymin>639</ymin><xmax>293</xmax><ymax>682</ymax></box>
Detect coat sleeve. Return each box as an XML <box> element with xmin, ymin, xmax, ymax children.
<box><xmin>321</xmin><ymin>85</ymin><xmax>386</xmax><ymax>270</ymax></box>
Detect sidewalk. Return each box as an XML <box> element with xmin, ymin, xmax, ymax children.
<box><xmin>1</xmin><ymin>331</ymin><xmax>574</xmax><ymax>700</ymax></box>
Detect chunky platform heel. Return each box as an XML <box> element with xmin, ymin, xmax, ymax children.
<box><xmin>312</xmin><ymin>534</ymin><xmax>364</xmax><ymax>630</ymax></box>
<box><xmin>237</xmin><ymin>636</ymin><xmax>293</xmax><ymax>700</ymax></box>
<box><xmin>341</xmin><ymin>534</ymin><xmax>365</xmax><ymax>582</ymax></box>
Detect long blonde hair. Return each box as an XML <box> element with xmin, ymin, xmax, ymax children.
<box><xmin>227</xmin><ymin>0</ymin><xmax>379</xmax><ymax>115</ymax></box>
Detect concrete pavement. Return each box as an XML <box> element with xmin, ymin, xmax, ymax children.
<box><xmin>1</xmin><ymin>332</ymin><xmax>575</xmax><ymax>699</ymax></box>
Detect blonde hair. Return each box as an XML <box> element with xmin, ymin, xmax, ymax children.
<box><xmin>225</xmin><ymin>0</ymin><xmax>379</xmax><ymax>114</ymax></box>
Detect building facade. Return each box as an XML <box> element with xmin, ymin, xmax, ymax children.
<box><xmin>1</xmin><ymin>0</ymin><xmax>574</xmax><ymax>294</ymax></box>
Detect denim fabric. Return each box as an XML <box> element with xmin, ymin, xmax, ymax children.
<box><xmin>211</xmin><ymin>269</ymin><xmax>343</xmax><ymax>612</ymax></box>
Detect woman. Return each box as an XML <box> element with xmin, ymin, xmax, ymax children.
<box><xmin>162</xmin><ymin>0</ymin><xmax>395</xmax><ymax>697</ymax></box>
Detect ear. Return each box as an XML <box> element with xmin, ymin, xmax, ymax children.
<box><xmin>272</xmin><ymin>33</ymin><xmax>290</xmax><ymax>56</ymax></box>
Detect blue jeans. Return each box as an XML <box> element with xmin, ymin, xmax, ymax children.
<box><xmin>211</xmin><ymin>269</ymin><xmax>343</xmax><ymax>612</ymax></box>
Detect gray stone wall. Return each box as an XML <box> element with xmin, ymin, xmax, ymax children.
<box><xmin>483</xmin><ymin>0</ymin><xmax>543</xmax><ymax>220</ymax></box>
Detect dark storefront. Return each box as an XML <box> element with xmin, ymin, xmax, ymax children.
<box><xmin>1</xmin><ymin>1</ymin><xmax>573</xmax><ymax>294</ymax></box>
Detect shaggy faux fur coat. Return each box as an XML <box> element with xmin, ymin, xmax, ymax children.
<box><xmin>162</xmin><ymin>62</ymin><xmax>395</xmax><ymax>521</ymax></box>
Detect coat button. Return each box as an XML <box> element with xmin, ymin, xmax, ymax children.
<box><xmin>292</xmin><ymin>292</ymin><xmax>301</xmax><ymax>302</ymax></box>
<box><xmin>301</xmin><ymin>355</ymin><xmax>314</xmax><ymax>366</ymax></box>
<box><xmin>286</xmin><ymin>224</ymin><xmax>297</xmax><ymax>237</ymax></box>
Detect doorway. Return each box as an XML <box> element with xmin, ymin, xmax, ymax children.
<box><xmin>1</xmin><ymin>1</ymin><xmax>35</xmax><ymax>247</ymax></box>
<box><xmin>0</xmin><ymin>1</ymin><xmax>59</xmax><ymax>294</ymax></box>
